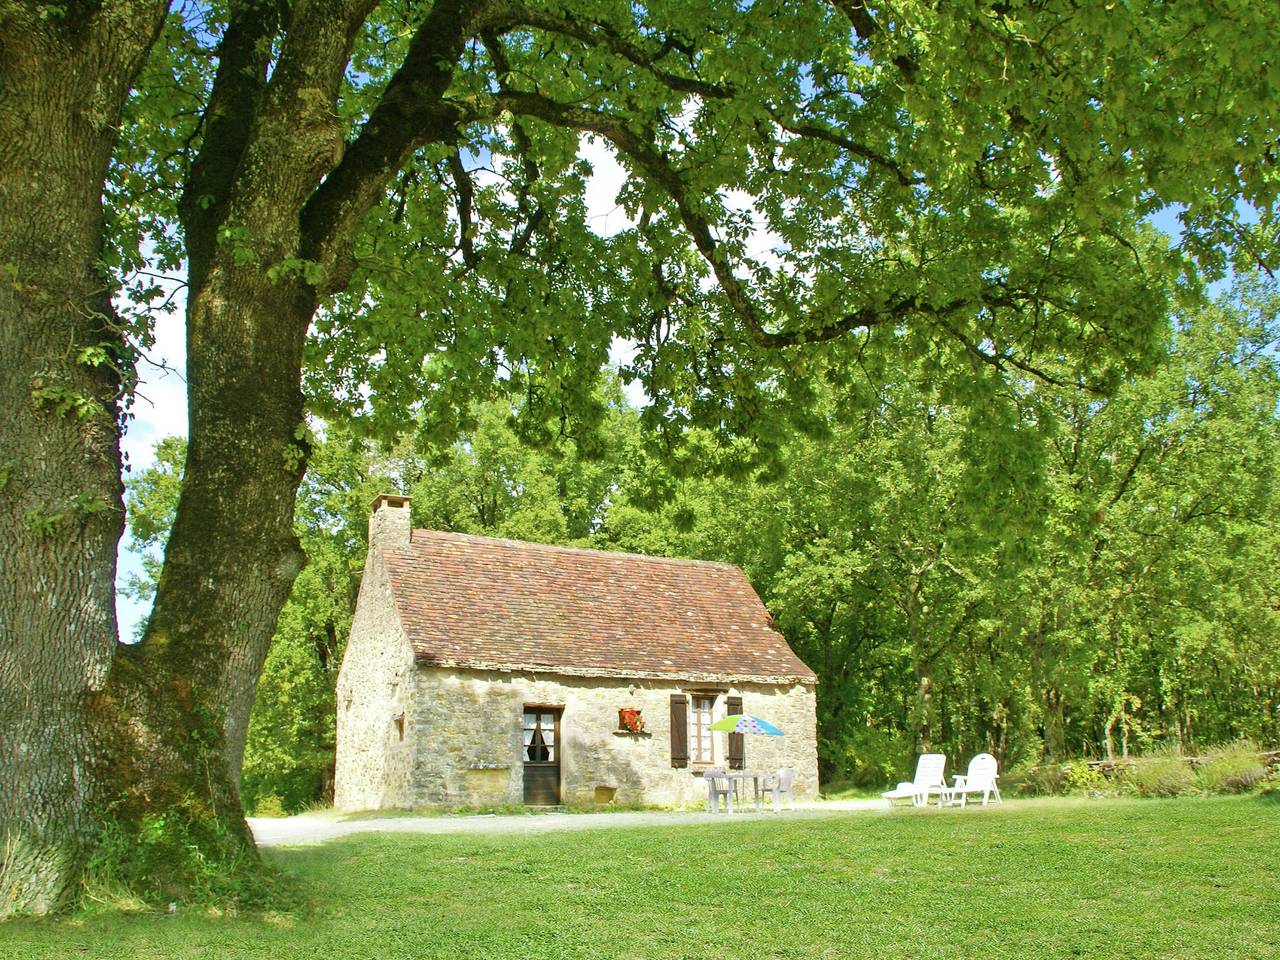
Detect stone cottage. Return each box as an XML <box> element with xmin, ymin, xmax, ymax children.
<box><xmin>334</xmin><ymin>494</ymin><xmax>819</xmax><ymax>810</ymax></box>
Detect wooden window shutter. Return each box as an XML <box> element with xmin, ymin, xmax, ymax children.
<box><xmin>670</xmin><ymin>694</ymin><xmax>689</xmax><ymax>768</ymax></box>
<box><xmin>726</xmin><ymin>696</ymin><xmax>745</xmax><ymax>770</ymax></box>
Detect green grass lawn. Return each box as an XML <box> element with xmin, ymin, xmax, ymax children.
<box><xmin>4</xmin><ymin>796</ymin><xmax>1277</xmax><ymax>959</ymax></box>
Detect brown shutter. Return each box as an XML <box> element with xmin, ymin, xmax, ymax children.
<box><xmin>670</xmin><ymin>694</ymin><xmax>689</xmax><ymax>768</ymax></box>
<box><xmin>726</xmin><ymin>696</ymin><xmax>745</xmax><ymax>770</ymax></box>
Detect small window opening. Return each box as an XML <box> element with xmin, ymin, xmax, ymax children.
<box><xmin>394</xmin><ymin>714</ymin><xmax>405</xmax><ymax>741</ymax></box>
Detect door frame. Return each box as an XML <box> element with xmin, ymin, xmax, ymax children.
<box><xmin>521</xmin><ymin>705</ymin><xmax>563</xmax><ymax>805</ymax></box>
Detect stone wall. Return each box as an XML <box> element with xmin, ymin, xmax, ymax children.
<box><xmin>408</xmin><ymin>667</ymin><xmax>819</xmax><ymax>808</ymax></box>
<box><xmin>334</xmin><ymin>499</ymin><xmax>417</xmax><ymax>811</ymax></box>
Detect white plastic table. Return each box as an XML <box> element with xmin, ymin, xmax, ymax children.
<box><xmin>724</xmin><ymin>770</ymin><xmax>768</xmax><ymax>811</ymax></box>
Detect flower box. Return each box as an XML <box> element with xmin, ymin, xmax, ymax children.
<box><xmin>618</xmin><ymin>708</ymin><xmax>644</xmax><ymax>734</ymax></box>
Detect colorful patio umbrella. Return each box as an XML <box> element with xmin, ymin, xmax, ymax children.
<box><xmin>709</xmin><ymin>714</ymin><xmax>784</xmax><ymax>736</ymax></box>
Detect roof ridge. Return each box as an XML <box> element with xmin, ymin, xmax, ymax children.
<box><xmin>405</xmin><ymin>528</ymin><xmax>743</xmax><ymax>571</ymax></box>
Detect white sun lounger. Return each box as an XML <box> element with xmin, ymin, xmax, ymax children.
<box><xmin>882</xmin><ymin>753</ymin><xmax>947</xmax><ymax>807</ymax></box>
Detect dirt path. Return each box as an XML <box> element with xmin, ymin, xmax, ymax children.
<box><xmin>249</xmin><ymin>798</ymin><xmax>888</xmax><ymax>846</ymax></box>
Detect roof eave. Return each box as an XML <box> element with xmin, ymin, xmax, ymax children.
<box><xmin>413</xmin><ymin>653</ymin><xmax>817</xmax><ymax>686</ymax></box>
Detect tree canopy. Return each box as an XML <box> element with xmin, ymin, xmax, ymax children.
<box><xmin>127</xmin><ymin>0</ymin><xmax>1279</xmax><ymax>459</ymax></box>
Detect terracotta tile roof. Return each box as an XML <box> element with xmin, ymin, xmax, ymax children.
<box><xmin>382</xmin><ymin>530</ymin><xmax>817</xmax><ymax>685</ymax></box>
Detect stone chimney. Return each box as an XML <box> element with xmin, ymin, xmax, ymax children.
<box><xmin>368</xmin><ymin>493</ymin><xmax>411</xmax><ymax>552</ymax></box>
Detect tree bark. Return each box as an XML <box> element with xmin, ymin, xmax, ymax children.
<box><xmin>135</xmin><ymin>0</ymin><xmax>485</xmax><ymax>807</ymax></box>
<box><xmin>132</xmin><ymin>265</ymin><xmax>312</xmax><ymax>810</ymax></box>
<box><xmin>0</xmin><ymin>4</ymin><xmax>166</xmax><ymax>916</ymax></box>
<box><xmin>1042</xmin><ymin>685</ymin><xmax>1068</xmax><ymax>761</ymax></box>
<box><xmin>911</xmin><ymin>671</ymin><xmax>935</xmax><ymax>753</ymax></box>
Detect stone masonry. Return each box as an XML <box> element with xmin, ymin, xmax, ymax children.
<box><xmin>408</xmin><ymin>668</ymin><xmax>818</xmax><ymax>807</ymax></box>
<box><xmin>333</xmin><ymin>495</ymin><xmax>417</xmax><ymax>811</ymax></box>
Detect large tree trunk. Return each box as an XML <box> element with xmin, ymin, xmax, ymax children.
<box><xmin>133</xmin><ymin>0</ymin><xmax>476</xmax><ymax>804</ymax></box>
<box><xmin>108</xmin><ymin>0</ymin><xmax>377</xmax><ymax>867</ymax></box>
<box><xmin>0</xmin><ymin>5</ymin><xmax>165</xmax><ymax>916</ymax></box>
<box><xmin>1042</xmin><ymin>685</ymin><xmax>1068</xmax><ymax>761</ymax></box>
<box><xmin>123</xmin><ymin>269</ymin><xmax>313</xmax><ymax>862</ymax></box>
<box><xmin>911</xmin><ymin>670</ymin><xmax>935</xmax><ymax>753</ymax></box>
<box><xmin>3</xmin><ymin>0</ymin><xmax>479</xmax><ymax>912</ymax></box>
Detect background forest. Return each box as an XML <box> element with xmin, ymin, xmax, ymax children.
<box><xmin>124</xmin><ymin>279</ymin><xmax>1280</xmax><ymax>813</ymax></box>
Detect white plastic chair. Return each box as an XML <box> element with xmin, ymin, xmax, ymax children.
<box><xmin>941</xmin><ymin>753</ymin><xmax>1002</xmax><ymax>807</ymax></box>
<box><xmin>765</xmin><ymin>767</ymin><xmax>795</xmax><ymax>811</ymax></box>
<box><xmin>881</xmin><ymin>753</ymin><xmax>947</xmax><ymax>807</ymax></box>
<box><xmin>704</xmin><ymin>769</ymin><xmax>733</xmax><ymax>814</ymax></box>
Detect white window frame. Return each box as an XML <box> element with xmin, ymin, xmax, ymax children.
<box><xmin>691</xmin><ymin>695</ymin><xmax>715</xmax><ymax>763</ymax></box>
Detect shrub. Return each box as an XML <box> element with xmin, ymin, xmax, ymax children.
<box><xmin>827</xmin><ymin>727</ymin><xmax>911</xmax><ymax>788</ymax></box>
<box><xmin>1196</xmin><ymin>740</ymin><xmax>1267</xmax><ymax>794</ymax></box>
<box><xmin>1126</xmin><ymin>749</ymin><xmax>1197</xmax><ymax>798</ymax></box>
<box><xmin>1063</xmin><ymin>761</ymin><xmax>1109</xmax><ymax>795</ymax></box>
<box><xmin>1005</xmin><ymin>759</ymin><xmax>1066</xmax><ymax>796</ymax></box>
<box><xmin>251</xmin><ymin>794</ymin><xmax>288</xmax><ymax>819</ymax></box>
<box><xmin>984</xmin><ymin>743</ymin><xmax>1273</xmax><ymax>801</ymax></box>
<box><xmin>84</xmin><ymin>803</ymin><xmax>280</xmax><ymax>909</ymax></box>
<box><xmin>1258</xmin><ymin>780</ymin><xmax>1280</xmax><ymax>804</ymax></box>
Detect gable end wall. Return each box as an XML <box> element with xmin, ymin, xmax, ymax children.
<box><xmin>334</xmin><ymin>548</ymin><xmax>417</xmax><ymax>812</ymax></box>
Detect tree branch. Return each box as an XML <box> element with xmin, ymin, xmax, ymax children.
<box><xmin>928</xmin><ymin>308</ymin><xmax>1092</xmax><ymax>392</ymax></box>
<box><xmin>180</xmin><ymin>0</ymin><xmax>283</xmax><ymax>287</ymax></box>
<box><xmin>490</xmin><ymin>5</ymin><xmax>732</xmax><ymax>99</ymax></box>
<box><xmin>300</xmin><ymin>0</ymin><xmax>498</xmax><ymax>292</ymax></box>
<box><xmin>766</xmin><ymin>109</ymin><xmax>923</xmax><ymax>187</ymax></box>
<box><xmin>493</xmin><ymin>89</ymin><xmax>1090</xmax><ymax>389</ymax></box>
<box><xmin>828</xmin><ymin>0</ymin><xmax>919</xmax><ymax>82</ymax></box>
<box><xmin>446</xmin><ymin>149</ymin><xmax>478</xmax><ymax>269</ymax></box>
<box><xmin>479</xmin><ymin>30</ymin><xmax>546</xmax><ymax>258</ymax></box>
<box><xmin>492</xmin><ymin>89</ymin><xmax>923</xmax><ymax>348</ymax></box>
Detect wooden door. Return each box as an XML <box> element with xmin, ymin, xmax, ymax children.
<box><xmin>522</xmin><ymin>708</ymin><xmax>561</xmax><ymax>805</ymax></box>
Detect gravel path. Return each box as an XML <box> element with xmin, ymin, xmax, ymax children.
<box><xmin>249</xmin><ymin>798</ymin><xmax>887</xmax><ymax>847</ymax></box>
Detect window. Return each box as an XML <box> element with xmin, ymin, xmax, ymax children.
<box><xmin>523</xmin><ymin>710</ymin><xmax>557</xmax><ymax>763</ymax></box>
<box><xmin>691</xmin><ymin>695</ymin><xmax>715</xmax><ymax>763</ymax></box>
<box><xmin>394</xmin><ymin>713</ymin><xmax>405</xmax><ymax>741</ymax></box>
